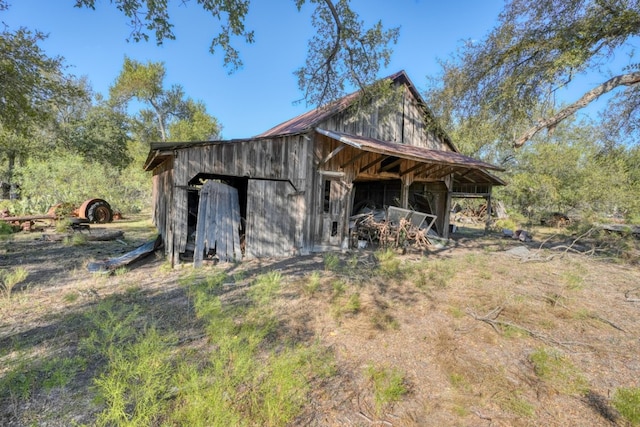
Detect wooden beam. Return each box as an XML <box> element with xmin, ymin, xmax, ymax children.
<box><xmin>453</xmin><ymin>169</ymin><xmax>478</xmax><ymax>184</ymax></box>
<box><xmin>415</xmin><ymin>163</ymin><xmax>439</xmax><ymax>178</ymax></box>
<box><xmin>431</xmin><ymin>166</ymin><xmax>457</xmax><ymax>179</ymax></box>
<box><xmin>359</xmin><ymin>155</ymin><xmax>387</xmax><ymax>174</ymax></box>
<box><xmin>399</xmin><ymin>162</ymin><xmax>427</xmax><ymax>177</ymax></box>
<box><xmin>340</xmin><ymin>150</ymin><xmax>368</xmax><ymax>168</ymax></box>
<box><xmin>317</xmin><ymin>144</ymin><xmax>346</xmax><ymax>169</ymax></box>
<box><xmin>379</xmin><ymin>158</ymin><xmax>403</xmax><ymax>172</ymax></box>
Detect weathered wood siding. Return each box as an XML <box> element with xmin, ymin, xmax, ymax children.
<box><xmin>316</xmin><ymin>86</ymin><xmax>449</xmax><ymax>151</ymax></box>
<box><xmin>167</xmin><ymin>135</ymin><xmax>313</xmax><ymax>258</ymax></box>
<box><xmin>193</xmin><ymin>181</ymin><xmax>242</xmax><ymax>265</ymax></box>
<box><xmin>245</xmin><ymin>179</ymin><xmax>304</xmax><ymax>258</ymax></box>
<box><xmin>151</xmin><ymin>157</ymin><xmax>174</xmax><ymax>259</ymax></box>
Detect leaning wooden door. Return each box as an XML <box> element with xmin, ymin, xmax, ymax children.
<box><xmin>245</xmin><ymin>179</ymin><xmax>300</xmax><ymax>258</ymax></box>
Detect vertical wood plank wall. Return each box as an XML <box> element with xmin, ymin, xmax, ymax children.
<box><xmin>156</xmin><ymin>135</ymin><xmax>313</xmax><ymax>261</ymax></box>
<box><xmin>315</xmin><ymin>86</ymin><xmax>450</xmax><ymax>151</ymax></box>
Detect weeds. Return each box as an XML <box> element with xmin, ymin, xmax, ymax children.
<box><xmin>55</xmin><ymin>218</ymin><xmax>72</xmax><ymax>233</ymax></box>
<box><xmin>93</xmin><ymin>327</ymin><xmax>173</xmax><ymax>427</ymax></box>
<box><xmin>0</xmin><ymin>220</ymin><xmax>13</xmax><ymax>234</ymax></box>
<box><xmin>529</xmin><ymin>347</ymin><xmax>589</xmax><ymax>395</ymax></box>
<box><xmin>300</xmin><ymin>271</ymin><xmax>321</xmax><ymax>296</ymax></box>
<box><xmin>375</xmin><ymin>249</ymin><xmax>402</xmax><ymax>278</ymax></box>
<box><xmin>366</xmin><ymin>364</ymin><xmax>408</xmax><ymax>414</ymax></box>
<box><xmin>323</xmin><ymin>252</ymin><xmax>341</xmax><ymax>271</ymax></box>
<box><xmin>496</xmin><ymin>391</ymin><xmax>535</xmax><ymax>417</ymax></box>
<box><xmin>409</xmin><ymin>258</ymin><xmax>455</xmax><ymax>289</ymax></box>
<box><xmin>0</xmin><ymin>266</ymin><xmax>28</xmax><ymax>298</ymax></box>
<box><xmin>168</xmin><ymin>271</ymin><xmax>336</xmax><ymax>426</ymax></box>
<box><xmin>63</xmin><ymin>233</ymin><xmax>87</xmax><ymax>246</ymax></box>
<box><xmin>612</xmin><ymin>387</ymin><xmax>640</xmax><ymax>425</ymax></box>
<box><xmin>0</xmin><ymin>354</ymin><xmax>87</xmax><ymax>401</ymax></box>
<box><xmin>332</xmin><ymin>292</ymin><xmax>361</xmax><ymax>318</ymax></box>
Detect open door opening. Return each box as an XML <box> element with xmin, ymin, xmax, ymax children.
<box><xmin>184</xmin><ymin>174</ymin><xmax>248</xmax><ymax>261</ymax></box>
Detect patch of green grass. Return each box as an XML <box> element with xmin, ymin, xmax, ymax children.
<box><xmin>80</xmin><ymin>299</ymin><xmax>141</xmax><ymax>357</ymax></box>
<box><xmin>612</xmin><ymin>387</ymin><xmax>640</xmax><ymax>426</ymax></box>
<box><xmin>0</xmin><ymin>220</ymin><xmax>13</xmax><ymax>235</ymax></box>
<box><xmin>561</xmin><ymin>271</ymin><xmax>584</xmax><ymax>290</ymax></box>
<box><xmin>169</xmin><ymin>271</ymin><xmax>336</xmax><ymax>426</ymax></box>
<box><xmin>248</xmin><ymin>270</ymin><xmax>282</xmax><ymax>306</ymax></box>
<box><xmin>113</xmin><ymin>266</ymin><xmax>128</xmax><ymax>276</ymax></box>
<box><xmin>159</xmin><ymin>260</ymin><xmax>174</xmax><ymax>273</ymax></box>
<box><xmin>0</xmin><ymin>266</ymin><xmax>28</xmax><ymax>299</ymax></box>
<box><xmin>375</xmin><ymin>249</ymin><xmax>402</xmax><ymax>278</ymax></box>
<box><xmin>452</xmin><ymin>404</ymin><xmax>470</xmax><ymax>416</ymax></box>
<box><xmin>447</xmin><ymin>306</ymin><xmax>466</xmax><ymax>319</ymax></box>
<box><xmin>366</xmin><ymin>364</ymin><xmax>409</xmax><ymax>414</ymax></box>
<box><xmin>333</xmin><ymin>292</ymin><xmax>361</xmax><ymax>318</ymax></box>
<box><xmin>63</xmin><ymin>233</ymin><xmax>87</xmax><ymax>246</ymax></box>
<box><xmin>529</xmin><ymin>347</ymin><xmax>589</xmax><ymax>396</ymax></box>
<box><xmin>331</xmin><ymin>279</ymin><xmax>346</xmax><ymax>300</ymax></box>
<box><xmin>497</xmin><ymin>391</ymin><xmax>535</xmax><ymax>417</ymax></box>
<box><xmin>427</xmin><ymin>259</ymin><xmax>456</xmax><ymax>288</ymax></box>
<box><xmin>300</xmin><ymin>271</ymin><xmax>321</xmax><ymax>297</ymax></box>
<box><xmin>0</xmin><ymin>354</ymin><xmax>87</xmax><ymax>401</ymax></box>
<box><xmin>55</xmin><ymin>218</ymin><xmax>72</xmax><ymax>233</ymax></box>
<box><xmin>449</xmin><ymin>373</ymin><xmax>471</xmax><ymax>392</ymax></box>
<box><xmin>478</xmin><ymin>270</ymin><xmax>492</xmax><ymax>280</ymax></box>
<box><xmin>323</xmin><ymin>252</ymin><xmax>341</xmax><ymax>271</ymax></box>
<box><xmin>93</xmin><ymin>327</ymin><xmax>174</xmax><ymax>427</ymax></box>
<box><xmin>63</xmin><ymin>292</ymin><xmax>79</xmax><ymax>303</ymax></box>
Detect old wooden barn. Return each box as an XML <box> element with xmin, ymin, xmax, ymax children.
<box><xmin>144</xmin><ymin>71</ymin><xmax>504</xmax><ymax>265</ymax></box>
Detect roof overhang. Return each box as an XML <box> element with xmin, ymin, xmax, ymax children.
<box><xmin>315</xmin><ymin>128</ymin><xmax>505</xmax><ymax>186</ymax></box>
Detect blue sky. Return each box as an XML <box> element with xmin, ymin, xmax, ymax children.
<box><xmin>3</xmin><ymin>1</ymin><xmax>508</xmax><ymax>139</ymax></box>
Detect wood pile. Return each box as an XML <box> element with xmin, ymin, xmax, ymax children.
<box><xmin>452</xmin><ymin>204</ymin><xmax>488</xmax><ymax>224</ymax></box>
<box><xmin>351</xmin><ymin>214</ymin><xmax>431</xmax><ymax>250</ymax></box>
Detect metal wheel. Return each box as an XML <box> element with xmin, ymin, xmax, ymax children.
<box><xmin>87</xmin><ymin>200</ymin><xmax>113</xmax><ymax>223</ymax></box>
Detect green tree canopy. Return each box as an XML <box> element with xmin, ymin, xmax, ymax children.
<box><xmin>426</xmin><ymin>0</ymin><xmax>640</xmax><ymax>149</ymax></box>
<box><xmin>109</xmin><ymin>57</ymin><xmax>221</xmax><ymax>142</ymax></box>
<box><xmin>74</xmin><ymin>0</ymin><xmax>399</xmax><ymax>107</ymax></box>
<box><xmin>168</xmin><ymin>99</ymin><xmax>222</xmax><ymax>142</ymax></box>
<box><xmin>0</xmin><ymin>2</ymin><xmax>86</xmax><ymax>190</ymax></box>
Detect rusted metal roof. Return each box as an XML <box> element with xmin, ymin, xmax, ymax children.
<box><xmin>316</xmin><ymin>128</ymin><xmax>504</xmax><ymax>172</ymax></box>
<box><xmin>255</xmin><ymin>70</ymin><xmax>456</xmax><ymax>151</ymax></box>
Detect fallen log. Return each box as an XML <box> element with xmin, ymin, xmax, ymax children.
<box><xmin>598</xmin><ymin>224</ymin><xmax>640</xmax><ymax>237</ymax></box>
<box><xmin>0</xmin><ymin>214</ymin><xmax>56</xmax><ymax>222</ymax></box>
<box><xmin>41</xmin><ymin>230</ymin><xmax>125</xmax><ymax>242</ymax></box>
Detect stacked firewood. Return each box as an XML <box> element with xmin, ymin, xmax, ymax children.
<box><xmin>352</xmin><ymin>215</ymin><xmax>431</xmax><ymax>250</ymax></box>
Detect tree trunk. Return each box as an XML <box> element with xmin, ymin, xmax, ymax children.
<box><xmin>514</xmin><ymin>71</ymin><xmax>640</xmax><ymax>147</ymax></box>
<box><xmin>7</xmin><ymin>152</ymin><xmax>18</xmax><ymax>200</ymax></box>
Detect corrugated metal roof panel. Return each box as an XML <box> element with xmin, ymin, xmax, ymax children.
<box><xmin>316</xmin><ymin>128</ymin><xmax>504</xmax><ymax>172</ymax></box>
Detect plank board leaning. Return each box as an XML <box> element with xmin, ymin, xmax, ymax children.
<box><xmin>194</xmin><ymin>181</ymin><xmax>242</xmax><ymax>266</ymax></box>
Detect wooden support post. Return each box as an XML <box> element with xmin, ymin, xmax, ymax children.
<box><xmin>485</xmin><ymin>194</ymin><xmax>492</xmax><ymax>234</ymax></box>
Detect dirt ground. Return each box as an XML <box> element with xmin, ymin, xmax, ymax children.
<box><xmin>1</xmin><ymin>218</ymin><xmax>639</xmax><ymax>426</ymax></box>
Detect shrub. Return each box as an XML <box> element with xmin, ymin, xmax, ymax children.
<box><xmin>612</xmin><ymin>387</ymin><xmax>640</xmax><ymax>425</ymax></box>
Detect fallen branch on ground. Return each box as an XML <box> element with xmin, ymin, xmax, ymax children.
<box><xmin>625</xmin><ymin>287</ymin><xmax>640</xmax><ymax>302</ymax></box>
<box><xmin>466</xmin><ymin>306</ymin><xmax>588</xmax><ymax>350</ymax></box>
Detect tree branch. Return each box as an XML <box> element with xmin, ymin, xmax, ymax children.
<box><xmin>514</xmin><ymin>71</ymin><xmax>640</xmax><ymax>147</ymax></box>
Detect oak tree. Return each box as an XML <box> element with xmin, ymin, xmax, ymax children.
<box><xmin>426</xmin><ymin>0</ymin><xmax>640</xmax><ymax>148</ymax></box>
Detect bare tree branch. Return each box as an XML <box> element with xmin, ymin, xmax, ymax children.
<box><xmin>514</xmin><ymin>71</ymin><xmax>640</xmax><ymax>147</ymax></box>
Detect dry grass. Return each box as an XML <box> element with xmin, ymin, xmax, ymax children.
<box><xmin>1</xmin><ymin>221</ymin><xmax>639</xmax><ymax>426</ymax></box>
